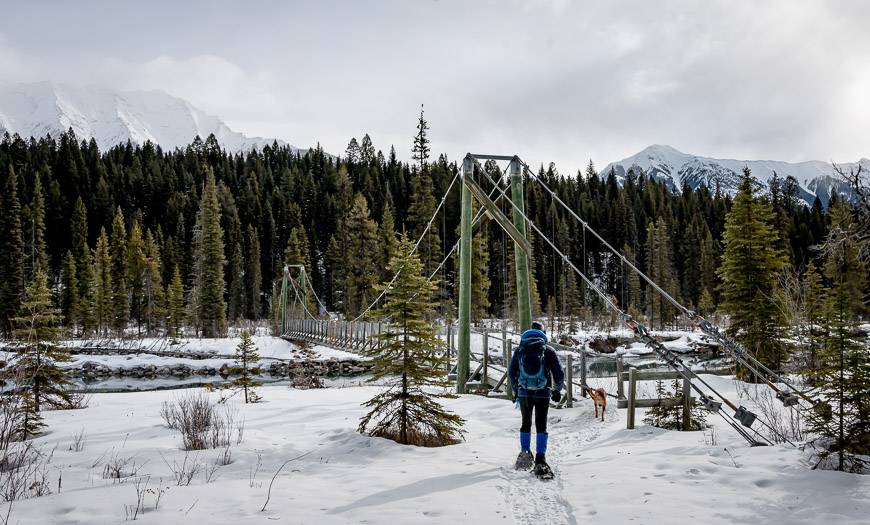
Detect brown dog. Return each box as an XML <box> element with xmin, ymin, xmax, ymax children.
<box><xmin>586</xmin><ymin>387</ymin><xmax>607</xmax><ymax>421</ymax></box>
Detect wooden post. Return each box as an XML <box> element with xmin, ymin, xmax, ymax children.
<box><xmin>616</xmin><ymin>357</ymin><xmax>625</xmax><ymax>399</ymax></box>
<box><xmin>682</xmin><ymin>377</ymin><xmax>692</xmax><ymax>431</ymax></box>
<box><xmin>627</xmin><ymin>367</ymin><xmax>637</xmax><ymax>430</ymax></box>
<box><xmin>482</xmin><ymin>332</ymin><xmax>489</xmax><ymax>390</ymax></box>
<box><xmin>580</xmin><ymin>351</ymin><xmax>587</xmax><ymax>397</ymax></box>
<box><xmin>566</xmin><ymin>354</ymin><xmax>574</xmax><ymax>408</ymax></box>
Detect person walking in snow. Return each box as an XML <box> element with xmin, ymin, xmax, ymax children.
<box><xmin>508</xmin><ymin>321</ymin><xmax>565</xmax><ymax>479</ymax></box>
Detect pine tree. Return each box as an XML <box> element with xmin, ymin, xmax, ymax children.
<box><xmin>411</xmin><ymin>105</ymin><xmax>430</xmax><ymax>172</ymax></box>
<box><xmin>645</xmin><ymin>218</ymin><xmax>679</xmax><ymax>329</ymax></box>
<box><xmin>60</xmin><ymin>251</ymin><xmax>80</xmax><ymax>331</ymax></box>
<box><xmin>94</xmin><ymin>228</ymin><xmax>113</xmax><ymax>336</ymax></box>
<box><xmin>810</xmin><ymin>203</ymin><xmax>870</xmax><ymax>472</ymax></box>
<box><xmin>126</xmin><ymin>220</ymin><xmax>147</xmax><ymax>332</ymax></box>
<box><xmin>166</xmin><ymin>265</ymin><xmax>186</xmax><ymax>338</ymax></box>
<box><xmin>228</xmin><ymin>240</ymin><xmax>245</xmax><ymax>321</ymax></box>
<box><xmin>0</xmin><ymin>167</ymin><xmax>25</xmax><ymax>336</ymax></box>
<box><xmin>27</xmin><ymin>175</ymin><xmax>49</xmax><ymax>276</ymax></box>
<box><xmin>11</xmin><ymin>268</ymin><xmax>71</xmax><ymax>437</ymax></box>
<box><xmin>718</xmin><ymin>168</ymin><xmax>787</xmax><ymax>377</ymax></box>
<box><xmin>193</xmin><ymin>171</ymin><xmax>227</xmax><ymax>337</ymax></box>
<box><xmin>406</xmin><ymin>169</ymin><xmax>443</xmax><ymax>279</ymax></box>
<box><xmin>245</xmin><ymin>225</ymin><xmax>262</xmax><ymax>320</ymax></box>
<box><xmin>231</xmin><ymin>329</ymin><xmax>261</xmax><ymax>403</ymax></box>
<box><xmin>378</xmin><ymin>203</ymin><xmax>399</xmax><ymax>281</ymax></box>
<box><xmin>110</xmin><ymin>208</ymin><xmax>130</xmax><ymax>335</ymax></box>
<box><xmin>471</xmin><ymin>216</ymin><xmax>490</xmax><ymax>322</ymax></box>
<box><xmin>143</xmin><ymin>231</ymin><xmax>165</xmax><ymax>334</ymax></box>
<box><xmin>338</xmin><ymin>194</ymin><xmax>379</xmax><ymax>317</ymax></box>
<box><xmin>358</xmin><ymin>235</ymin><xmax>465</xmax><ymax>446</ymax></box>
<box><xmin>70</xmin><ymin>197</ymin><xmax>96</xmax><ymax>334</ymax></box>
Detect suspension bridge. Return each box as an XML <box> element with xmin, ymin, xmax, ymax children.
<box><xmin>278</xmin><ymin>152</ymin><xmax>828</xmax><ymax>448</ymax></box>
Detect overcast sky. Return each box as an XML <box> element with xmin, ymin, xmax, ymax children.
<box><xmin>2</xmin><ymin>0</ymin><xmax>869</xmax><ymax>172</ymax></box>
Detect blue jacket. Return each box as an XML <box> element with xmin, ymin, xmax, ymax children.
<box><xmin>508</xmin><ymin>329</ymin><xmax>565</xmax><ymax>399</ymax></box>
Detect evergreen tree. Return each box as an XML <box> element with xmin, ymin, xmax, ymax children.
<box><xmin>193</xmin><ymin>171</ymin><xmax>227</xmax><ymax>337</ymax></box>
<box><xmin>60</xmin><ymin>251</ymin><xmax>80</xmax><ymax>330</ymax></box>
<box><xmin>377</xmin><ymin>202</ymin><xmax>399</xmax><ymax>281</ymax></box>
<box><xmin>110</xmin><ymin>208</ymin><xmax>130</xmax><ymax>334</ymax></box>
<box><xmin>411</xmin><ymin>105</ymin><xmax>430</xmax><ymax>172</ymax></box>
<box><xmin>70</xmin><ymin>197</ymin><xmax>96</xmax><ymax>334</ymax></box>
<box><xmin>338</xmin><ymin>194</ymin><xmax>379</xmax><ymax>317</ymax></box>
<box><xmin>810</xmin><ymin>203</ymin><xmax>870</xmax><ymax>472</ymax></box>
<box><xmin>718</xmin><ymin>169</ymin><xmax>788</xmax><ymax>377</ymax></box>
<box><xmin>406</xmin><ymin>169</ymin><xmax>443</xmax><ymax>279</ymax></box>
<box><xmin>126</xmin><ymin>220</ymin><xmax>147</xmax><ymax>331</ymax></box>
<box><xmin>11</xmin><ymin>268</ymin><xmax>70</xmax><ymax>437</ymax></box>
<box><xmin>471</xmin><ymin>217</ymin><xmax>491</xmax><ymax>322</ymax></box>
<box><xmin>231</xmin><ymin>329</ymin><xmax>261</xmax><ymax>403</ymax></box>
<box><xmin>166</xmin><ymin>265</ymin><xmax>186</xmax><ymax>338</ymax></box>
<box><xmin>26</xmin><ymin>175</ymin><xmax>48</xmax><ymax>276</ymax></box>
<box><xmin>143</xmin><ymin>231</ymin><xmax>165</xmax><ymax>334</ymax></box>
<box><xmin>0</xmin><ymin>167</ymin><xmax>25</xmax><ymax>336</ymax></box>
<box><xmin>645</xmin><ymin>218</ymin><xmax>679</xmax><ymax>329</ymax></box>
<box><xmin>94</xmin><ymin>228</ymin><xmax>113</xmax><ymax>336</ymax></box>
<box><xmin>228</xmin><ymin>240</ymin><xmax>245</xmax><ymax>321</ymax></box>
<box><xmin>245</xmin><ymin>225</ymin><xmax>262</xmax><ymax>320</ymax></box>
<box><xmin>359</xmin><ymin>235</ymin><xmax>464</xmax><ymax>446</ymax></box>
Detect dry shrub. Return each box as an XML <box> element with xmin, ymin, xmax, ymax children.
<box><xmin>161</xmin><ymin>392</ymin><xmax>242</xmax><ymax>450</ymax></box>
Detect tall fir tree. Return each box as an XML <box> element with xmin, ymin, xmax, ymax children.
<box><xmin>143</xmin><ymin>230</ymin><xmax>165</xmax><ymax>334</ymax></box>
<box><xmin>110</xmin><ymin>208</ymin><xmax>130</xmax><ymax>334</ymax></box>
<box><xmin>193</xmin><ymin>171</ymin><xmax>227</xmax><ymax>337</ymax></box>
<box><xmin>0</xmin><ymin>167</ymin><xmax>25</xmax><ymax>336</ymax></box>
<box><xmin>26</xmin><ymin>174</ymin><xmax>49</xmax><ymax>276</ymax></box>
<box><xmin>359</xmin><ymin>235</ymin><xmax>464</xmax><ymax>446</ymax></box>
<box><xmin>60</xmin><ymin>251</ymin><xmax>80</xmax><ymax>331</ymax></box>
<box><xmin>810</xmin><ymin>203</ymin><xmax>870</xmax><ymax>472</ymax></box>
<box><xmin>94</xmin><ymin>228</ymin><xmax>113</xmax><ymax>336</ymax></box>
<box><xmin>245</xmin><ymin>225</ymin><xmax>262</xmax><ymax>320</ymax></box>
<box><xmin>166</xmin><ymin>265</ymin><xmax>186</xmax><ymax>338</ymax></box>
<box><xmin>126</xmin><ymin>219</ymin><xmax>147</xmax><ymax>331</ymax></box>
<box><xmin>645</xmin><ymin>218</ymin><xmax>679</xmax><ymax>329</ymax></box>
<box><xmin>11</xmin><ymin>268</ymin><xmax>70</xmax><ymax>436</ymax></box>
<box><xmin>411</xmin><ymin>104</ymin><xmax>430</xmax><ymax>173</ymax></box>
<box><xmin>70</xmin><ymin>197</ymin><xmax>96</xmax><ymax>334</ymax></box>
<box><xmin>718</xmin><ymin>168</ymin><xmax>788</xmax><ymax>377</ymax></box>
<box><xmin>228</xmin><ymin>240</ymin><xmax>245</xmax><ymax>321</ymax></box>
<box><xmin>337</xmin><ymin>194</ymin><xmax>379</xmax><ymax>317</ymax></box>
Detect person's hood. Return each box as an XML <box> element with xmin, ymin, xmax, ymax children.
<box><xmin>520</xmin><ymin>328</ymin><xmax>548</xmax><ymax>343</ymax></box>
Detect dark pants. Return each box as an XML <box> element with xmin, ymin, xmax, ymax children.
<box><xmin>519</xmin><ymin>396</ymin><xmax>549</xmax><ymax>433</ymax></box>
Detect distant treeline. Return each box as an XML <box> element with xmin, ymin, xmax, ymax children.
<box><xmin>0</xmin><ymin>128</ymin><xmax>833</xmax><ymax>336</ymax></box>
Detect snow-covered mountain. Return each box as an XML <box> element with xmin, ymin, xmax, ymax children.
<box><xmin>601</xmin><ymin>144</ymin><xmax>869</xmax><ymax>206</ymax></box>
<box><xmin>0</xmin><ymin>81</ymin><xmax>306</xmax><ymax>154</ymax></box>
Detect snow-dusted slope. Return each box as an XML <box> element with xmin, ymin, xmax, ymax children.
<box><xmin>601</xmin><ymin>145</ymin><xmax>869</xmax><ymax>206</ymax></box>
<box><xmin>0</xmin><ymin>81</ymin><xmax>306</xmax><ymax>154</ymax></box>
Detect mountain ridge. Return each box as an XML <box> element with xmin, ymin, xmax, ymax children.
<box><xmin>0</xmin><ymin>81</ymin><xmax>305</xmax><ymax>154</ymax></box>
<box><xmin>601</xmin><ymin>144</ymin><xmax>868</xmax><ymax>206</ymax></box>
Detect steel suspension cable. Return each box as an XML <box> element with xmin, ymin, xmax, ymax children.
<box><xmin>473</xmin><ymin>159</ymin><xmax>781</xmax><ymax>445</ymax></box>
<box><xmin>351</xmin><ymin>169</ymin><xmax>461</xmax><ymax>322</ymax></box>
<box><xmin>521</xmin><ymin>161</ymin><xmax>818</xmax><ymax>407</ymax></box>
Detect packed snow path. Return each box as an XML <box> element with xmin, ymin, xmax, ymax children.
<box><xmin>10</xmin><ymin>383</ymin><xmax>870</xmax><ymax>524</ymax></box>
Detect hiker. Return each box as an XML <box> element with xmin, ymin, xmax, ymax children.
<box><xmin>508</xmin><ymin>321</ymin><xmax>565</xmax><ymax>479</ymax></box>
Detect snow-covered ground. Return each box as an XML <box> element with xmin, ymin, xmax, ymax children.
<box><xmin>8</xmin><ymin>380</ymin><xmax>869</xmax><ymax>524</ymax></box>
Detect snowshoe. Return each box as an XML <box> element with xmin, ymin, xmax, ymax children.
<box><xmin>533</xmin><ymin>459</ymin><xmax>554</xmax><ymax>480</ymax></box>
<box><xmin>514</xmin><ymin>450</ymin><xmax>534</xmax><ymax>470</ymax></box>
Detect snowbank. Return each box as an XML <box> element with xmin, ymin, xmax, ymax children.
<box><xmin>7</xmin><ymin>384</ymin><xmax>868</xmax><ymax>524</ymax></box>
